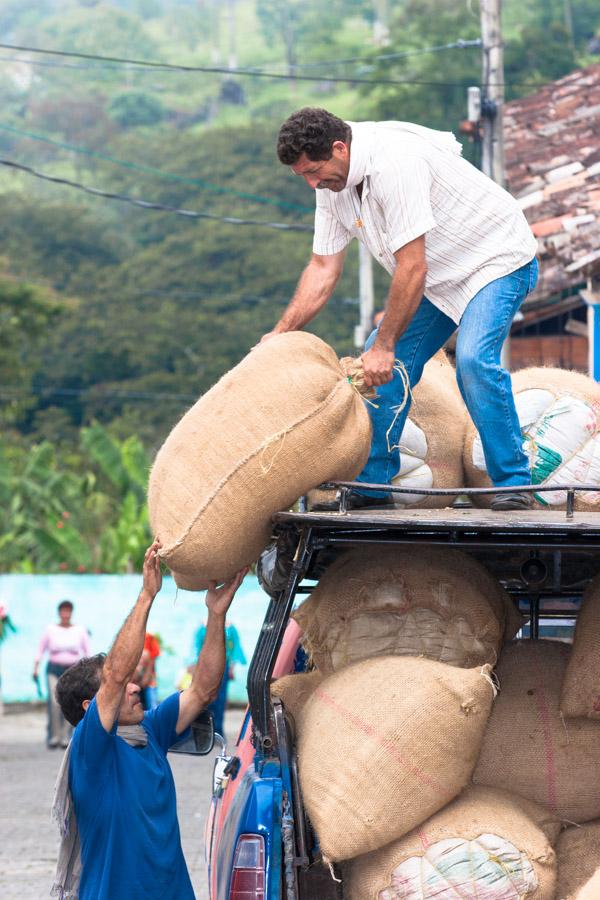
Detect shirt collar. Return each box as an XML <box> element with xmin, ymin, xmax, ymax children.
<box><xmin>344</xmin><ymin>122</ymin><xmax>373</xmax><ymax>190</ymax></box>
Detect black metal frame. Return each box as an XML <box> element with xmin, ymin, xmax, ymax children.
<box><xmin>247</xmin><ymin>481</ymin><xmax>600</xmax><ymax>751</ymax></box>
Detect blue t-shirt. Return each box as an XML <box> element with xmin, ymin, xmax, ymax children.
<box><xmin>69</xmin><ymin>692</ymin><xmax>195</xmax><ymax>900</ymax></box>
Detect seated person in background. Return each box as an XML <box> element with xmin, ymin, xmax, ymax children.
<box><xmin>52</xmin><ymin>538</ymin><xmax>247</xmax><ymax>900</ymax></box>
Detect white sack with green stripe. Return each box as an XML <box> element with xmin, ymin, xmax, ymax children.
<box><xmin>464</xmin><ymin>367</ymin><xmax>600</xmax><ymax>509</ymax></box>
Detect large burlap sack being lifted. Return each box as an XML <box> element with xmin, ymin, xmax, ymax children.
<box><xmin>148</xmin><ymin>333</ymin><xmax>371</xmax><ymax>589</ymax></box>
<box><xmin>293</xmin><ymin>545</ymin><xmax>523</xmax><ymax>674</ymax></box>
<box><xmin>474</xmin><ymin>640</ymin><xmax>600</xmax><ymax>823</ymax></box>
<box><xmin>555</xmin><ymin>821</ymin><xmax>600</xmax><ymax>900</ymax></box>
<box><xmin>342</xmin><ymin>785</ymin><xmax>559</xmax><ymax>900</ymax></box>
<box><xmin>464</xmin><ymin>367</ymin><xmax>600</xmax><ymax>509</ymax></box>
<box><xmin>298</xmin><ymin>655</ymin><xmax>496</xmax><ymax>861</ymax></box>
<box><xmin>560</xmin><ymin>573</ymin><xmax>600</xmax><ymax>719</ymax></box>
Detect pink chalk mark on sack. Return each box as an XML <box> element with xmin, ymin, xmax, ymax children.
<box><xmin>313</xmin><ymin>686</ymin><xmax>454</xmax><ymax>801</ymax></box>
<box><xmin>592</xmin><ymin>695</ymin><xmax>600</xmax><ymax>713</ymax></box>
<box><xmin>530</xmin><ymin>647</ymin><xmax>558</xmax><ymax>813</ymax></box>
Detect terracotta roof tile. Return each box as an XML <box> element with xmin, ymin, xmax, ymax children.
<box><xmin>505</xmin><ymin>62</ymin><xmax>600</xmax><ymax>302</ymax></box>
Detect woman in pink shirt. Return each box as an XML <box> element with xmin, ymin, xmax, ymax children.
<box><xmin>33</xmin><ymin>600</ymin><xmax>90</xmax><ymax>748</ymax></box>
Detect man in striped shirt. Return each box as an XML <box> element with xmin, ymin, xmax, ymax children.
<box><xmin>264</xmin><ymin>107</ymin><xmax>538</xmax><ymax>511</ymax></box>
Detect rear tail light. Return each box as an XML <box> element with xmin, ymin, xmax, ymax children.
<box><xmin>228</xmin><ymin>834</ymin><xmax>266</xmax><ymax>899</ymax></box>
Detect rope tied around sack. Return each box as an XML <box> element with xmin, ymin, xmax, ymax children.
<box><xmin>339</xmin><ymin>356</ymin><xmax>412</xmax><ymax>454</ymax></box>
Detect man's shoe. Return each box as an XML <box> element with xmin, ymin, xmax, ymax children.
<box><xmin>491</xmin><ymin>491</ymin><xmax>534</xmax><ymax>511</ymax></box>
<box><xmin>311</xmin><ymin>491</ymin><xmax>395</xmax><ymax>512</ymax></box>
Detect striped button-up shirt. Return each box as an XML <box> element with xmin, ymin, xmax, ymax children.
<box><xmin>313</xmin><ymin>121</ymin><xmax>537</xmax><ymax>324</ymax></box>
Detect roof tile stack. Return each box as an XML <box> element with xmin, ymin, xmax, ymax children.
<box><xmin>504</xmin><ymin>63</ymin><xmax>600</xmax><ymax>303</ymax></box>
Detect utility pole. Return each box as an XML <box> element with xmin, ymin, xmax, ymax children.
<box><xmin>480</xmin><ymin>0</ymin><xmax>505</xmax><ymax>188</ymax></box>
<box><xmin>480</xmin><ymin>0</ymin><xmax>511</xmax><ymax>368</ymax></box>
<box><xmin>355</xmin><ymin>243</ymin><xmax>375</xmax><ymax>349</ymax></box>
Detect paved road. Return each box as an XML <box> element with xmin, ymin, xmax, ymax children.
<box><xmin>0</xmin><ymin>705</ymin><xmax>246</xmax><ymax>900</ymax></box>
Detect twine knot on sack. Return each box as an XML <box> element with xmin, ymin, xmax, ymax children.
<box><xmin>339</xmin><ymin>356</ymin><xmax>412</xmax><ymax>452</ymax></box>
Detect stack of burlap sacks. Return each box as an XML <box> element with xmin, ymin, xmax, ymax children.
<box><xmin>271</xmin><ymin>548</ymin><xmax>600</xmax><ymax>899</ymax></box>
<box><xmin>465</xmin><ymin>366</ymin><xmax>600</xmax><ymax>510</ymax></box>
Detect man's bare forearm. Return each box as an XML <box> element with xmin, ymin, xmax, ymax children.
<box><xmin>103</xmin><ymin>590</ymin><xmax>155</xmax><ymax>686</ymax></box>
<box><xmin>376</xmin><ymin>261</ymin><xmax>426</xmax><ymax>351</ymax></box>
<box><xmin>189</xmin><ymin>610</ymin><xmax>227</xmax><ymax>707</ymax></box>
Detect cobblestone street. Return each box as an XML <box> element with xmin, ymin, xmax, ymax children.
<box><xmin>0</xmin><ymin>705</ymin><xmax>245</xmax><ymax>900</ymax></box>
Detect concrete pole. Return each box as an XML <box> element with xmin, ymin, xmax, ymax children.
<box><xmin>355</xmin><ymin>242</ymin><xmax>375</xmax><ymax>349</ymax></box>
<box><xmin>480</xmin><ymin>0</ymin><xmax>510</xmax><ymax>368</ymax></box>
<box><xmin>480</xmin><ymin>0</ymin><xmax>505</xmax><ymax>187</ymax></box>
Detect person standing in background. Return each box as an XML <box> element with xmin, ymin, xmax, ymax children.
<box><xmin>133</xmin><ymin>632</ymin><xmax>161</xmax><ymax>710</ymax></box>
<box><xmin>33</xmin><ymin>600</ymin><xmax>90</xmax><ymax>748</ymax></box>
<box><xmin>192</xmin><ymin>620</ymin><xmax>246</xmax><ymax>736</ymax></box>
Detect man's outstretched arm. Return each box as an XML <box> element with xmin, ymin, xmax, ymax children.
<box><xmin>95</xmin><ymin>539</ymin><xmax>163</xmax><ymax>732</ymax></box>
<box><xmin>360</xmin><ymin>235</ymin><xmax>427</xmax><ymax>387</ymax></box>
<box><xmin>176</xmin><ymin>568</ymin><xmax>248</xmax><ymax>735</ymax></box>
<box><xmin>262</xmin><ymin>249</ymin><xmax>346</xmax><ymax>341</ymax></box>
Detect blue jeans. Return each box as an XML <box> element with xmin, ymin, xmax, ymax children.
<box><xmin>355</xmin><ymin>258</ymin><xmax>539</xmax><ymax>495</ymax></box>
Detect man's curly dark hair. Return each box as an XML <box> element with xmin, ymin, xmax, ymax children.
<box><xmin>277</xmin><ymin>108</ymin><xmax>351</xmax><ymax>165</ymax></box>
<box><xmin>56</xmin><ymin>653</ymin><xmax>106</xmax><ymax>726</ymax></box>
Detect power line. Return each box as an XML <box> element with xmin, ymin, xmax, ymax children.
<box><xmin>262</xmin><ymin>39</ymin><xmax>483</xmax><ymax>70</ymax></box>
<box><xmin>0</xmin><ymin>42</ymin><xmax>546</xmax><ymax>88</ymax></box>
<box><xmin>0</xmin><ymin>123</ymin><xmax>313</xmax><ymax>213</ymax></box>
<box><xmin>0</xmin><ymin>39</ymin><xmax>482</xmax><ymax>74</ymax></box>
<box><xmin>0</xmin><ymin>158</ymin><xmax>314</xmax><ymax>232</ymax></box>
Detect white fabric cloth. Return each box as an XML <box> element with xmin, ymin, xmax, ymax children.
<box><xmin>313</xmin><ymin>120</ymin><xmax>538</xmax><ymax>324</ymax></box>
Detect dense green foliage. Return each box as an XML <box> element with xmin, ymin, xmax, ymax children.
<box><xmin>0</xmin><ymin>0</ymin><xmax>597</xmax><ymax>571</ymax></box>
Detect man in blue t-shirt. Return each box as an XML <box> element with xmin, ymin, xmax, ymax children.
<box><xmin>53</xmin><ymin>539</ymin><xmax>247</xmax><ymax>900</ymax></box>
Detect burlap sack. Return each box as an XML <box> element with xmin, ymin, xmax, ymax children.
<box><xmin>293</xmin><ymin>546</ymin><xmax>521</xmax><ymax>674</ymax></box>
<box><xmin>560</xmin><ymin>574</ymin><xmax>600</xmax><ymax>718</ymax></box>
<box><xmin>148</xmin><ymin>332</ymin><xmax>371</xmax><ymax>588</ymax></box>
<box><xmin>270</xmin><ymin>670</ymin><xmax>323</xmax><ymax>728</ymax></box>
<box><xmin>298</xmin><ymin>655</ymin><xmax>495</xmax><ymax>861</ymax></box>
<box><xmin>474</xmin><ymin>640</ymin><xmax>600</xmax><ymax>823</ymax></box>
<box><xmin>464</xmin><ymin>367</ymin><xmax>600</xmax><ymax>509</ymax></box>
<box><xmin>556</xmin><ymin>821</ymin><xmax>600</xmax><ymax>900</ymax></box>
<box><xmin>391</xmin><ymin>350</ymin><xmax>467</xmax><ymax>508</ymax></box>
<box><xmin>342</xmin><ymin>785</ymin><xmax>559</xmax><ymax>900</ymax></box>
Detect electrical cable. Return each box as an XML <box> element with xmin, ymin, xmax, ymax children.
<box><xmin>0</xmin><ymin>123</ymin><xmax>313</xmax><ymax>213</ymax></box>
<box><xmin>0</xmin><ymin>158</ymin><xmax>314</xmax><ymax>231</ymax></box>
<box><xmin>0</xmin><ymin>39</ymin><xmax>482</xmax><ymax>73</ymax></box>
<box><xmin>258</xmin><ymin>38</ymin><xmax>483</xmax><ymax>70</ymax></box>
<box><xmin>0</xmin><ymin>42</ymin><xmax>547</xmax><ymax>88</ymax></box>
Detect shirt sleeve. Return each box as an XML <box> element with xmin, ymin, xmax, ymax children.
<box><xmin>80</xmin><ymin>627</ymin><xmax>91</xmax><ymax>658</ymax></box>
<box><xmin>34</xmin><ymin>627</ymin><xmax>50</xmax><ymax>664</ymax></box>
<box><xmin>374</xmin><ymin>153</ymin><xmax>437</xmax><ymax>253</ymax></box>
<box><xmin>312</xmin><ymin>193</ymin><xmax>352</xmax><ymax>256</ymax></box>
<box><xmin>143</xmin><ymin>691</ymin><xmax>182</xmax><ymax>754</ymax></box>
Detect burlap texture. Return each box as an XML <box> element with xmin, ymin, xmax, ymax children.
<box><xmin>474</xmin><ymin>640</ymin><xmax>600</xmax><ymax>823</ymax></box>
<box><xmin>342</xmin><ymin>785</ymin><xmax>559</xmax><ymax>900</ymax></box>
<box><xmin>148</xmin><ymin>332</ymin><xmax>371</xmax><ymax>588</ymax></box>
<box><xmin>293</xmin><ymin>546</ymin><xmax>518</xmax><ymax>674</ymax></box>
<box><xmin>464</xmin><ymin>367</ymin><xmax>600</xmax><ymax>510</ymax></box>
<box><xmin>560</xmin><ymin>574</ymin><xmax>600</xmax><ymax>719</ymax></box>
<box><xmin>270</xmin><ymin>670</ymin><xmax>323</xmax><ymax>728</ymax></box>
<box><xmin>298</xmin><ymin>656</ymin><xmax>495</xmax><ymax>861</ymax></box>
<box><xmin>556</xmin><ymin>822</ymin><xmax>600</xmax><ymax>900</ymax></box>
<box><xmin>392</xmin><ymin>350</ymin><xmax>467</xmax><ymax>508</ymax></box>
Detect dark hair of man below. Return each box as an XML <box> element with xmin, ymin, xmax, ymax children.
<box><xmin>57</xmin><ymin>599</ymin><xmax>74</xmax><ymax>612</ymax></box>
<box><xmin>56</xmin><ymin>653</ymin><xmax>106</xmax><ymax>726</ymax></box>
<box><xmin>277</xmin><ymin>107</ymin><xmax>351</xmax><ymax>165</ymax></box>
